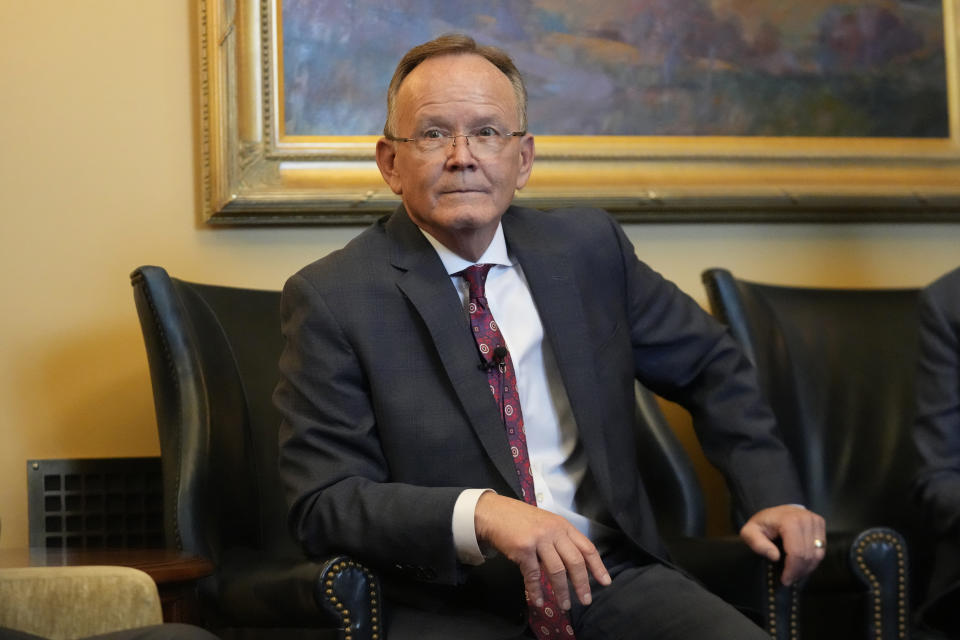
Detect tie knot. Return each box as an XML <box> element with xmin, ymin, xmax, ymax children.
<box><xmin>458</xmin><ymin>264</ymin><xmax>494</xmax><ymax>299</ymax></box>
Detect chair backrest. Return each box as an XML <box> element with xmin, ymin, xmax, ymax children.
<box><xmin>702</xmin><ymin>268</ymin><xmax>922</xmax><ymax>537</ymax></box>
<box><xmin>131</xmin><ymin>265</ymin><xmax>297</xmax><ymax>561</ymax></box>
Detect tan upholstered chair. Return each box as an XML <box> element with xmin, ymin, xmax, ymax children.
<box><xmin>0</xmin><ymin>565</ymin><xmax>163</xmax><ymax>640</ymax></box>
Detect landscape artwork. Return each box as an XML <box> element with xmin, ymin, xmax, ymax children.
<box><xmin>279</xmin><ymin>0</ymin><xmax>949</xmax><ymax>138</ymax></box>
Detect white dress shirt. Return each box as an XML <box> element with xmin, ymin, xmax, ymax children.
<box><xmin>420</xmin><ymin>225</ymin><xmax>616</xmax><ymax>565</ymax></box>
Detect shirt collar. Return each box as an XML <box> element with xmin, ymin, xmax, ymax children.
<box><xmin>419</xmin><ymin>224</ymin><xmax>512</xmax><ymax>275</ymax></box>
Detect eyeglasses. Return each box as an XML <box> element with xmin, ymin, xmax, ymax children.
<box><xmin>387</xmin><ymin>126</ymin><xmax>526</xmax><ymax>157</ymax></box>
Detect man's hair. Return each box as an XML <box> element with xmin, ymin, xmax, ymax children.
<box><xmin>383</xmin><ymin>34</ymin><xmax>528</xmax><ymax>137</ymax></box>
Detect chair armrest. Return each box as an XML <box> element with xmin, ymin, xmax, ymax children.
<box><xmin>209</xmin><ymin>552</ymin><xmax>382</xmax><ymax>640</ymax></box>
<box><xmin>666</xmin><ymin>535</ymin><xmax>800</xmax><ymax>640</ymax></box>
<box><xmin>0</xmin><ymin>566</ymin><xmax>163</xmax><ymax>639</ymax></box>
<box><xmin>849</xmin><ymin>527</ymin><xmax>910</xmax><ymax>640</ymax></box>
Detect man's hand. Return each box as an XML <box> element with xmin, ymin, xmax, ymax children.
<box><xmin>740</xmin><ymin>504</ymin><xmax>826</xmax><ymax>585</ymax></box>
<box><xmin>474</xmin><ymin>492</ymin><xmax>611</xmax><ymax>610</ymax></box>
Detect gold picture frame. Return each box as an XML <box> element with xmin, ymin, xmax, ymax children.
<box><xmin>199</xmin><ymin>0</ymin><xmax>960</xmax><ymax>225</ymax></box>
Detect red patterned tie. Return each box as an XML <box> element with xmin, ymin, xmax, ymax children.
<box><xmin>458</xmin><ymin>264</ymin><xmax>576</xmax><ymax>640</ymax></box>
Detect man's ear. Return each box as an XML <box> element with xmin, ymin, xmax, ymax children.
<box><xmin>514</xmin><ymin>133</ymin><xmax>535</xmax><ymax>191</ymax></box>
<box><xmin>376</xmin><ymin>138</ymin><xmax>403</xmax><ymax>195</ymax></box>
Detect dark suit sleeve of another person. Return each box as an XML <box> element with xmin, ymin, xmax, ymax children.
<box><xmin>914</xmin><ymin>266</ymin><xmax>960</xmax><ymax>538</ymax></box>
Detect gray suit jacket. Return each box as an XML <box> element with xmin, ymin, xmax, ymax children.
<box><xmin>274</xmin><ymin>205</ymin><xmax>802</xmax><ymax>634</ymax></box>
<box><xmin>915</xmin><ymin>265</ymin><xmax>960</xmax><ymax>537</ymax></box>
<box><xmin>913</xmin><ymin>265</ymin><xmax>960</xmax><ymax>632</ymax></box>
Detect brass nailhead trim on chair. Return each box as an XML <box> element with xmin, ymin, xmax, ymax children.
<box><xmin>853</xmin><ymin>531</ymin><xmax>907</xmax><ymax>640</ymax></box>
<box><xmin>137</xmin><ymin>279</ymin><xmax>186</xmax><ymax>552</ymax></box>
<box><xmin>765</xmin><ymin>562</ymin><xmax>800</xmax><ymax>640</ymax></box>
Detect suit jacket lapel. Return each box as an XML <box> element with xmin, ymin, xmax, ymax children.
<box><xmin>502</xmin><ymin>209</ymin><xmax>616</xmax><ymax>501</ymax></box>
<box><xmin>386</xmin><ymin>209</ymin><xmax>524</xmax><ymax>496</ymax></box>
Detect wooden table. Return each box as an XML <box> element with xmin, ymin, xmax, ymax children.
<box><xmin>0</xmin><ymin>548</ymin><xmax>214</xmax><ymax>623</ymax></box>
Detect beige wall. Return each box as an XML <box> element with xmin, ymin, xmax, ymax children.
<box><xmin>1</xmin><ymin>1</ymin><xmax>958</xmax><ymax>547</ymax></box>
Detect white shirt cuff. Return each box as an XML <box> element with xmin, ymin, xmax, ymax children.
<box><xmin>453</xmin><ymin>488</ymin><xmax>494</xmax><ymax>566</ymax></box>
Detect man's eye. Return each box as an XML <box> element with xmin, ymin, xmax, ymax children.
<box><xmin>475</xmin><ymin>127</ymin><xmax>499</xmax><ymax>137</ymax></box>
<box><xmin>421</xmin><ymin>130</ymin><xmax>446</xmax><ymax>139</ymax></box>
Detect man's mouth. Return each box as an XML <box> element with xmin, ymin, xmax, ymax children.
<box><xmin>441</xmin><ymin>188</ymin><xmax>485</xmax><ymax>194</ymax></box>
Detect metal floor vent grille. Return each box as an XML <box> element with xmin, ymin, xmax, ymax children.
<box><xmin>27</xmin><ymin>457</ymin><xmax>164</xmax><ymax>549</ymax></box>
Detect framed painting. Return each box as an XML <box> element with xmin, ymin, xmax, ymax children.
<box><xmin>199</xmin><ymin>0</ymin><xmax>960</xmax><ymax>224</ymax></box>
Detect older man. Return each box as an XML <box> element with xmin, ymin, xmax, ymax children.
<box><xmin>275</xmin><ymin>34</ymin><xmax>825</xmax><ymax>640</ymax></box>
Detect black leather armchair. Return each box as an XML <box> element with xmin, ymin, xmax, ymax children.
<box><xmin>131</xmin><ymin>265</ymin><xmax>382</xmax><ymax>640</ymax></box>
<box><xmin>634</xmin><ymin>383</ymin><xmax>800</xmax><ymax>639</ymax></box>
<box><xmin>702</xmin><ymin>267</ymin><xmax>929</xmax><ymax>640</ymax></box>
<box><xmin>131</xmin><ymin>263</ymin><xmax>799</xmax><ymax>639</ymax></box>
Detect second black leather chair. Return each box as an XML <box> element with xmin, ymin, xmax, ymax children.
<box><xmin>702</xmin><ymin>267</ymin><xmax>929</xmax><ymax>640</ymax></box>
